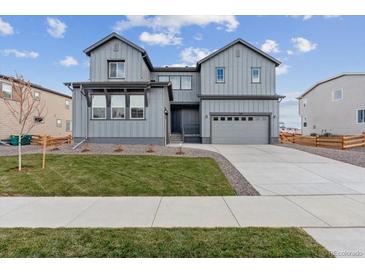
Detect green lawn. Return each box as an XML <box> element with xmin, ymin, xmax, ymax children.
<box><xmin>0</xmin><ymin>154</ymin><xmax>235</xmax><ymax>196</ymax></box>
<box><xmin>0</xmin><ymin>228</ymin><xmax>332</xmax><ymax>258</ymax></box>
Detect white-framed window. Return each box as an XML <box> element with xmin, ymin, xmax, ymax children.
<box><xmin>130</xmin><ymin>95</ymin><xmax>145</xmax><ymax>119</ymax></box>
<box><xmin>66</xmin><ymin>120</ymin><xmax>72</xmax><ymax>132</ymax></box>
<box><xmin>92</xmin><ymin>95</ymin><xmax>106</xmax><ymax>119</ymax></box>
<box><xmin>216</xmin><ymin>67</ymin><xmax>225</xmax><ymax>83</ymax></box>
<box><xmin>169</xmin><ymin>76</ymin><xmax>181</xmax><ymax>90</ymax></box>
<box><xmin>65</xmin><ymin>99</ymin><xmax>70</xmax><ymax>109</ymax></box>
<box><xmin>357</xmin><ymin>109</ymin><xmax>365</xmax><ymax>124</ymax></box>
<box><xmin>303</xmin><ymin>98</ymin><xmax>307</xmax><ymax>107</ymax></box>
<box><xmin>181</xmin><ymin>76</ymin><xmax>192</xmax><ymax>90</ymax></box>
<box><xmin>34</xmin><ymin>91</ymin><xmax>41</xmax><ymax>100</ymax></box>
<box><xmin>111</xmin><ymin>95</ymin><xmax>126</xmax><ymax>119</ymax></box>
<box><xmin>332</xmin><ymin>89</ymin><xmax>343</xmax><ymax>101</ymax></box>
<box><xmin>1</xmin><ymin>82</ymin><xmax>12</xmax><ymax>99</ymax></box>
<box><xmin>158</xmin><ymin>75</ymin><xmax>169</xmax><ymax>82</ymax></box>
<box><xmin>303</xmin><ymin>117</ymin><xmax>308</xmax><ymax>128</ymax></box>
<box><xmin>56</xmin><ymin>119</ymin><xmax>62</xmax><ymax>128</ymax></box>
<box><xmin>108</xmin><ymin>61</ymin><xmax>125</xmax><ymax>79</ymax></box>
<box><xmin>251</xmin><ymin>67</ymin><xmax>261</xmax><ymax>83</ymax></box>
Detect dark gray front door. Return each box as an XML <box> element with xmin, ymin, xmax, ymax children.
<box><xmin>171</xmin><ymin>109</ymin><xmax>182</xmax><ymax>133</ymax></box>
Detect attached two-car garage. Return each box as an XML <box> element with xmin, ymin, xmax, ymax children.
<box><xmin>211</xmin><ymin>115</ymin><xmax>270</xmax><ymax>144</ymax></box>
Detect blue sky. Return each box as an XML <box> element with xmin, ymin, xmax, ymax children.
<box><xmin>1</xmin><ymin>15</ymin><xmax>365</xmax><ymax>127</ymax></box>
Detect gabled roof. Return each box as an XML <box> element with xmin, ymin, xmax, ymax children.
<box><xmin>197</xmin><ymin>38</ymin><xmax>281</xmax><ymax>68</ymax></box>
<box><xmin>298</xmin><ymin>72</ymin><xmax>365</xmax><ymax>99</ymax></box>
<box><xmin>0</xmin><ymin>74</ymin><xmax>71</xmax><ymax>99</ymax></box>
<box><xmin>83</xmin><ymin>32</ymin><xmax>153</xmax><ymax>70</ymax></box>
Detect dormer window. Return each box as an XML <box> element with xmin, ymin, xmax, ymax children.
<box><xmin>108</xmin><ymin>60</ymin><xmax>125</xmax><ymax>79</ymax></box>
<box><xmin>251</xmin><ymin>67</ymin><xmax>261</xmax><ymax>83</ymax></box>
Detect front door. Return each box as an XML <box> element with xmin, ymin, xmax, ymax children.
<box><xmin>171</xmin><ymin>109</ymin><xmax>182</xmax><ymax>133</ymax></box>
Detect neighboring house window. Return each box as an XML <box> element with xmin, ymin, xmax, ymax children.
<box><xmin>332</xmin><ymin>89</ymin><xmax>343</xmax><ymax>101</ymax></box>
<box><xmin>303</xmin><ymin>98</ymin><xmax>307</xmax><ymax>107</ymax></box>
<box><xmin>34</xmin><ymin>117</ymin><xmax>44</xmax><ymax>123</ymax></box>
<box><xmin>169</xmin><ymin>76</ymin><xmax>181</xmax><ymax>90</ymax></box>
<box><xmin>216</xmin><ymin>67</ymin><xmax>225</xmax><ymax>83</ymax></box>
<box><xmin>303</xmin><ymin>117</ymin><xmax>308</xmax><ymax>128</ymax></box>
<box><xmin>92</xmin><ymin>95</ymin><xmax>106</xmax><ymax>119</ymax></box>
<box><xmin>357</xmin><ymin>109</ymin><xmax>365</xmax><ymax>123</ymax></box>
<box><xmin>65</xmin><ymin>99</ymin><xmax>70</xmax><ymax>109</ymax></box>
<box><xmin>251</xmin><ymin>67</ymin><xmax>261</xmax><ymax>83</ymax></box>
<box><xmin>158</xmin><ymin>76</ymin><xmax>169</xmax><ymax>82</ymax></box>
<box><xmin>56</xmin><ymin>119</ymin><xmax>62</xmax><ymax>128</ymax></box>
<box><xmin>34</xmin><ymin>91</ymin><xmax>41</xmax><ymax>100</ymax></box>
<box><xmin>108</xmin><ymin>60</ymin><xmax>125</xmax><ymax>79</ymax></box>
<box><xmin>130</xmin><ymin>95</ymin><xmax>145</xmax><ymax>119</ymax></box>
<box><xmin>111</xmin><ymin>95</ymin><xmax>126</xmax><ymax>119</ymax></box>
<box><xmin>181</xmin><ymin>76</ymin><xmax>192</xmax><ymax>90</ymax></box>
<box><xmin>1</xmin><ymin>82</ymin><xmax>12</xmax><ymax>99</ymax></box>
<box><xmin>66</xmin><ymin>120</ymin><xmax>72</xmax><ymax>132</ymax></box>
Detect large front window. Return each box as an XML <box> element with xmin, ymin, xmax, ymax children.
<box><xmin>1</xmin><ymin>82</ymin><xmax>12</xmax><ymax>99</ymax></box>
<box><xmin>169</xmin><ymin>76</ymin><xmax>181</xmax><ymax>90</ymax></box>
<box><xmin>158</xmin><ymin>75</ymin><xmax>192</xmax><ymax>90</ymax></box>
<box><xmin>92</xmin><ymin>95</ymin><xmax>106</xmax><ymax>119</ymax></box>
<box><xmin>108</xmin><ymin>61</ymin><xmax>125</xmax><ymax>78</ymax></box>
<box><xmin>130</xmin><ymin>95</ymin><xmax>145</xmax><ymax>119</ymax></box>
<box><xmin>216</xmin><ymin>67</ymin><xmax>225</xmax><ymax>83</ymax></box>
<box><xmin>111</xmin><ymin>95</ymin><xmax>126</xmax><ymax>119</ymax></box>
<box><xmin>181</xmin><ymin>76</ymin><xmax>192</xmax><ymax>90</ymax></box>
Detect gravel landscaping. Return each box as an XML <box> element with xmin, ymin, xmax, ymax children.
<box><xmin>279</xmin><ymin>143</ymin><xmax>365</xmax><ymax>168</ymax></box>
<box><xmin>0</xmin><ymin>143</ymin><xmax>258</xmax><ymax>196</ymax></box>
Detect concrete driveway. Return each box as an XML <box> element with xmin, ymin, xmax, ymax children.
<box><xmin>177</xmin><ymin>144</ymin><xmax>365</xmax><ymax>196</ymax></box>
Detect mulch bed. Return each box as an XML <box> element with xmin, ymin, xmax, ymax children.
<box><xmin>0</xmin><ymin>143</ymin><xmax>259</xmax><ymax>196</ymax></box>
<box><xmin>279</xmin><ymin>143</ymin><xmax>365</xmax><ymax>168</ymax></box>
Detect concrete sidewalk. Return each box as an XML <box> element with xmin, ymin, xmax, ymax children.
<box><xmin>1</xmin><ymin>195</ymin><xmax>365</xmax><ymax>228</ymax></box>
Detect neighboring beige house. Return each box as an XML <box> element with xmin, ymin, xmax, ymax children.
<box><xmin>0</xmin><ymin>74</ymin><xmax>72</xmax><ymax>140</ymax></box>
<box><xmin>298</xmin><ymin>73</ymin><xmax>365</xmax><ymax>135</ymax></box>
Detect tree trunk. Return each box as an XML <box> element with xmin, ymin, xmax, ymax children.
<box><xmin>18</xmin><ymin>134</ymin><xmax>22</xmax><ymax>171</ymax></box>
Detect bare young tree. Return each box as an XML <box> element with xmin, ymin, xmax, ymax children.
<box><xmin>0</xmin><ymin>75</ymin><xmax>46</xmax><ymax>171</ymax></box>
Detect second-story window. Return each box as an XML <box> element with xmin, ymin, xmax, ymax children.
<box><xmin>181</xmin><ymin>76</ymin><xmax>192</xmax><ymax>90</ymax></box>
<box><xmin>92</xmin><ymin>95</ymin><xmax>106</xmax><ymax>119</ymax></box>
<box><xmin>332</xmin><ymin>89</ymin><xmax>343</xmax><ymax>101</ymax></box>
<box><xmin>108</xmin><ymin>61</ymin><xmax>125</xmax><ymax>79</ymax></box>
<box><xmin>216</xmin><ymin>67</ymin><xmax>225</xmax><ymax>83</ymax></box>
<box><xmin>111</xmin><ymin>95</ymin><xmax>126</xmax><ymax>119</ymax></box>
<box><xmin>251</xmin><ymin>67</ymin><xmax>261</xmax><ymax>83</ymax></box>
<box><xmin>65</xmin><ymin>99</ymin><xmax>70</xmax><ymax>109</ymax></box>
<box><xmin>34</xmin><ymin>91</ymin><xmax>41</xmax><ymax>100</ymax></box>
<box><xmin>1</xmin><ymin>82</ymin><xmax>12</xmax><ymax>99</ymax></box>
<box><xmin>169</xmin><ymin>76</ymin><xmax>181</xmax><ymax>90</ymax></box>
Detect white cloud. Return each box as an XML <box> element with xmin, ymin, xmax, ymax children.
<box><xmin>0</xmin><ymin>17</ymin><xmax>14</xmax><ymax>36</ymax></box>
<box><xmin>3</xmin><ymin>49</ymin><xmax>39</xmax><ymax>59</ymax></box>
<box><xmin>276</xmin><ymin>64</ymin><xmax>290</xmax><ymax>75</ymax></box>
<box><xmin>180</xmin><ymin>47</ymin><xmax>211</xmax><ymax>65</ymax></box>
<box><xmin>286</xmin><ymin>50</ymin><xmax>294</xmax><ymax>55</ymax></box>
<box><xmin>139</xmin><ymin>32</ymin><xmax>182</xmax><ymax>46</ymax></box>
<box><xmin>324</xmin><ymin>15</ymin><xmax>342</xmax><ymax>19</ymax></box>
<box><xmin>114</xmin><ymin>15</ymin><xmax>239</xmax><ymax>34</ymax></box>
<box><xmin>279</xmin><ymin>91</ymin><xmax>302</xmax><ymax>128</ymax></box>
<box><xmin>47</xmin><ymin>17</ymin><xmax>67</xmax><ymax>38</ymax></box>
<box><xmin>59</xmin><ymin>56</ymin><xmax>78</xmax><ymax>67</ymax></box>
<box><xmin>261</xmin><ymin>39</ymin><xmax>280</xmax><ymax>54</ymax></box>
<box><xmin>165</xmin><ymin>63</ymin><xmax>190</xmax><ymax>67</ymax></box>
<box><xmin>291</xmin><ymin>37</ymin><xmax>317</xmax><ymax>53</ymax></box>
<box><xmin>303</xmin><ymin>15</ymin><xmax>313</xmax><ymax>21</ymax></box>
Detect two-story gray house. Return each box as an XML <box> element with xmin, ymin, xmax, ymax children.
<box><xmin>298</xmin><ymin>73</ymin><xmax>365</xmax><ymax>136</ymax></box>
<box><xmin>65</xmin><ymin>33</ymin><xmax>284</xmax><ymax>145</ymax></box>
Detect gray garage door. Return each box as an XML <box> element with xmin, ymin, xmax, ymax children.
<box><xmin>211</xmin><ymin>115</ymin><xmax>269</xmax><ymax>144</ymax></box>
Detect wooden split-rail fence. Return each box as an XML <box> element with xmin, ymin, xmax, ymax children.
<box><xmin>280</xmin><ymin>132</ymin><xmax>365</xmax><ymax>150</ymax></box>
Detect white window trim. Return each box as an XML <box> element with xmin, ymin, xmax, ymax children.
<box><xmin>111</xmin><ymin>95</ymin><xmax>126</xmax><ymax>120</ymax></box>
<box><xmin>66</xmin><ymin>120</ymin><xmax>72</xmax><ymax>132</ymax></box>
<box><xmin>129</xmin><ymin>95</ymin><xmax>145</xmax><ymax>120</ymax></box>
<box><xmin>1</xmin><ymin>82</ymin><xmax>12</xmax><ymax>99</ymax></box>
<box><xmin>108</xmin><ymin>61</ymin><xmax>125</xmax><ymax>79</ymax></box>
<box><xmin>180</xmin><ymin>76</ymin><xmax>192</xmax><ymax>90</ymax></box>
<box><xmin>356</xmin><ymin>109</ymin><xmax>365</xmax><ymax>124</ymax></box>
<box><xmin>91</xmin><ymin>95</ymin><xmax>107</xmax><ymax>120</ymax></box>
<box><xmin>56</xmin><ymin>119</ymin><xmax>62</xmax><ymax>128</ymax></box>
<box><xmin>332</xmin><ymin>88</ymin><xmax>343</xmax><ymax>102</ymax></box>
<box><xmin>33</xmin><ymin>91</ymin><xmax>41</xmax><ymax>100</ymax></box>
<box><xmin>216</xmin><ymin>67</ymin><xmax>225</xmax><ymax>83</ymax></box>
<box><xmin>251</xmin><ymin>67</ymin><xmax>261</xmax><ymax>83</ymax></box>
